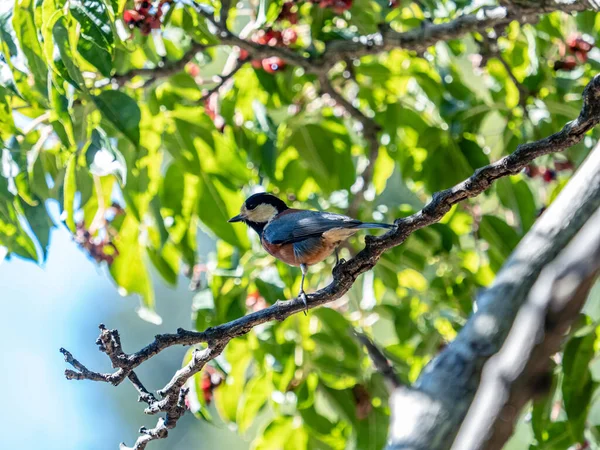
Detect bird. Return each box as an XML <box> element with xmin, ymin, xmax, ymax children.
<box><xmin>228</xmin><ymin>192</ymin><xmax>394</xmax><ymax>313</ymax></box>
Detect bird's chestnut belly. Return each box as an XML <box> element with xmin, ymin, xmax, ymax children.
<box><xmin>261</xmin><ymin>238</ymin><xmax>337</xmax><ymax>266</ymax></box>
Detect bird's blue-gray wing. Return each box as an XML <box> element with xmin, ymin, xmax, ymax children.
<box><xmin>263</xmin><ymin>210</ymin><xmax>361</xmax><ymax>245</ymax></box>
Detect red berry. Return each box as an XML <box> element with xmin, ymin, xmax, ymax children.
<box><xmin>135</xmin><ymin>0</ymin><xmax>151</xmax><ymax>14</ymax></box>
<box><xmin>282</xmin><ymin>28</ymin><xmax>297</xmax><ymax>45</ymax></box>
<box><xmin>262</xmin><ymin>56</ymin><xmax>285</xmax><ymax>73</ymax></box>
<box><xmin>188</xmin><ymin>63</ymin><xmax>200</xmax><ymax>77</ymax></box>
<box><xmin>567</xmin><ymin>35</ymin><xmax>593</xmax><ymax>54</ymax></box>
<box><xmin>554</xmin><ymin>56</ymin><xmax>577</xmax><ymax>71</ymax></box>
<box><xmin>554</xmin><ymin>160</ymin><xmax>573</xmax><ymax>171</ymax></box>
<box><xmin>524</xmin><ymin>164</ymin><xmax>541</xmax><ymax>178</ymax></box>
<box><xmin>123</xmin><ymin>10</ymin><xmax>144</xmax><ymax>26</ymax></box>
<box><xmin>239</xmin><ymin>49</ymin><xmax>250</xmax><ymax>61</ymax></box>
<box><xmin>542</xmin><ymin>169</ymin><xmax>557</xmax><ymax>182</ymax></box>
<box><xmin>575</xmin><ymin>50</ymin><xmax>588</xmax><ymax>63</ymax></box>
<box><xmin>277</xmin><ymin>2</ymin><xmax>299</xmax><ymax>24</ymax></box>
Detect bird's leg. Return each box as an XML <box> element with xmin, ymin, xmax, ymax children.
<box><xmin>333</xmin><ymin>247</ymin><xmax>346</xmax><ymax>275</ymax></box>
<box><xmin>299</xmin><ymin>263</ymin><xmax>308</xmax><ymax>315</ymax></box>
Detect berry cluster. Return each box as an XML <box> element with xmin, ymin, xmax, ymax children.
<box><xmin>199</xmin><ymin>366</ymin><xmax>223</xmax><ymax>405</ymax></box>
<box><xmin>246</xmin><ymin>290</ymin><xmax>268</xmax><ymax>312</ymax></box>
<box><xmin>123</xmin><ymin>0</ymin><xmax>171</xmax><ymax>36</ymax></box>
<box><xmin>309</xmin><ymin>0</ymin><xmax>353</xmax><ymax>14</ymax></box>
<box><xmin>74</xmin><ymin>202</ymin><xmax>124</xmax><ymax>265</ymax></box>
<box><xmin>524</xmin><ymin>160</ymin><xmax>573</xmax><ymax>182</ymax></box>
<box><xmin>554</xmin><ymin>34</ymin><xmax>594</xmax><ymax>71</ymax></box>
<box><xmin>277</xmin><ymin>2</ymin><xmax>299</xmax><ymax>23</ymax></box>
<box><xmin>240</xmin><ymin>28</ymin><xmax>299</xmax><ymax>73</ymax></box>
<box><xmin>204</xmin><ymin>98</ymin><xmax>225</xmax><ymax>131</ymax></box>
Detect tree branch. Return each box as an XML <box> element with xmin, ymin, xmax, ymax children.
<box><xmin>452</xmin><ymin>208</ymin><xmax>600</xmax><ymax>450</ymax></box>
<box><xmin>62</xmin><ymin>75</ymin><xmax>600</xmax><ymax>449</ymax></box>
<box><xmin>386</xmin><ymin>127</ymin><xmax>600</xmax><ymax>450</ymax></box>
<box><xmin>199</xmin><ymin>61</ymin><xmax>245</xmax><ymax>101</ymax></box>
<box><xmin>322</xmin><ymin>3</ymin><xmax>593</xmax><ymax>62</ymax></box>
<box><xmin>113</xmin><ymin>42</ymin><xmax>212</xmax><ymax>86</ymax></box>
<box><xmin>115</xmin><ymin>2</ymin><xmax>595</xmax><ymax>88</ymax></box>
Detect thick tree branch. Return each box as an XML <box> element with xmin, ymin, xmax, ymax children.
<box><xmin>386</xmin><ymin>130</ymin><xmax>600</xmax><ymax>450</ymax></box>
<box><xmin>62</xmin><ymin>75</ymin><xmax>600</xmax><ymax>449</ymax></box>
<box><xmin>452</xmin><ymin>207</ymin><xmax>600</xmax><ymax>450</ymax></box>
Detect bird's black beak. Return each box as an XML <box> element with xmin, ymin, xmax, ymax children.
<box><xmin>228</xmin><ymin>214</ymin><xmax>244</xmax><ymax>223</ymax></box>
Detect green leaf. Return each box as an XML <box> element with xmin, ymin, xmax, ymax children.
<box><xmin>478</xmin><ymin>215</ymin><xmax>521</xmax><ymax>272</ymax></box>
<box><xmin>237</xmin><ymin>374</ymin><xmax>271</xmax><ymax>433</ymax></box>
<box><xmin>70</xmin><ymin>0</ymin><xmax>113</xmax><ymax>43</ymax></box>
<box><xmin>109</xmin><ymin>215</ymin><xmax>156</xmax><ymax>314</ymax></box>
<box><xmin>562</xmin><ymin>323</ymin><xmax>598</xmax><ymax>441</ymax></box>
<box><xmin>86</xmin><ymin>128</ymin><xmax>127</xmax><ymax>184</ymax></box>
<box><xmin>0</xmin><ymin>193</ymin><xmax>38</xmax><ymax>263</ymax></box>
<box><xmin>63</xmin><ymin>154</ymin><xmax>77</xmax><ymax>232</ymax></box>
<box><xmin>69</xmin><ymin>0</ymin><xmax>113</xmax><ymax>76</ymax></box>
<box><xmin>496</xmin><ymin>178</ymin><xmax>537</xmax><ymax>233</ymax></box>
<box><xmin>12</xmin><ymin>0</ymin><xmax>48</xmax><ymax>98</ymax></box>
<box><xmin>253</xmin><ymin>417</ymin><xmax>308</xmax><ymax>450</ymax></box>
<box><xmin>197</xmin><ymin>173</ymin><xmax>249</xmax><ymax>249</ymax></box>
<box><xmin>282</xmin><ymin>121</ymin><xmax>355</xmax><ymax>194</ymax></box>
<box><xmin>356</xmin><ymin>404</ymin><xmax>389</xmax><ymax>450</ymax></box>
<box><xmin>214</xmin><ymin>339</ymin><xmax>252</xmax><ymax>423</ymax></box>
<box><xmin>93</xmin><ymin>91</ymin><xmax>141</xmax><ymax>146</ymax></box>
<box><xmin>531</xmin><ymin>364</ymin><xmax>558</xmax><ymax>444</ymax></box>
<box><xmin>52</xmin><ymin>15</ymin><xmax>87</xmax><ymax>90</ymax></box>
<box><xmin>22</xmin><ymin>201</ymin><xmax>54</xmax><ymax>262</ymax></box>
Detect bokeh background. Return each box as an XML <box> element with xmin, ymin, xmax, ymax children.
<box><xmin>0</xmin><ymin>202</ymin><xmax>247</xmax><ymax>450</ymax></box>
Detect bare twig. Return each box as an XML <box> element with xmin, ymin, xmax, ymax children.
<box><xmin>199</xmin><ymin>62</ymin><xmax>245</xmax><ymax>101</ymax></box>
<box><xmin>219</xmin><ymin>0</ymin><xmax>231</xmax><ymax>29</ymax></box>
<box><xmin>452</xmin><ymin>208</ymin><xmax>600</xmax><ymax>450</ymax></box>
<box><xmin>113</xmin><ymin>42</ymin><xmax>212</xmax><ymax>86</ymax></box>
<box><xmin>62</xmin><ymin>75</ymin><xmax>600</xmax><ymax>450</ymax></box>
<box><xmin>356</xmin><ymin>332</ymin><xmax>401</xmax><ymax>389</ymax></box>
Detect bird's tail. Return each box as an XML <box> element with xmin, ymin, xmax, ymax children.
<box><xmin>356</xmin><ymin>222</ymin><xmax>396</xmax><ymax>230</ymax></box>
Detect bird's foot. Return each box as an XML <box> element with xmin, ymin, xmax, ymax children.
<box><xmin>298</xmin><ymin>291</ymin><xmax>308</xmax><ymax>316</ymax></box>
<box><xmin>333</xmin><ymin>258</ymin><xmax>346</xmax><ymax>277</ymax></box>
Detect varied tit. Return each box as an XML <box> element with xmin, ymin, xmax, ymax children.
<box><xmin>228</xmin><ymin>193</ymin><xmax>394</xmax><ymax>312</ymax></box>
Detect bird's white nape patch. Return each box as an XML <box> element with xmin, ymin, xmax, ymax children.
<box><xmin>246</xmin><ymin>203</ymin><xmax>279</xmax><ymax>223</ymax></box>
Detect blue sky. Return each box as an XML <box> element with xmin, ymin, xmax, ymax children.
<box><xmin>0</xmin><ymin>220</ymin><xmax>247</xmax><ymax>450</ymax></box>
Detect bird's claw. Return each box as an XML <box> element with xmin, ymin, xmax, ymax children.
<box><xmin>299</xmin><ymin>291</ymin><xmax>308</xmax><ymax>316</ymax></box>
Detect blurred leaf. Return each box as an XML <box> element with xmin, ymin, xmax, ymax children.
<box><xmin>86</xmin><ymin>128</ymin><xmax>127</xmax><ymax>184</ymax></box>
<box><xmin>110</xmin><ymin>215</ymin><xmax>155</xmax><ymax>312</ymax></box>
<box><xmin>282</xmin><ymin>121</ymin><xmax>354</xmax><ymax>193</ymax></box>
<box><xmin>237</xmin><ymin>373</ymin><xmax>271</xmax><ymax>433</ymax></box>
<box><xmin>497</xmin><ymin>178</ymin><xmax>537</xmax><ymax>233</ymax></box>
<box><xmin>478</xmin><ymin>215</ymin><xmax>521</xmax><ymax>272</ymax></box>
<box><xmin>13</xmin><ymin>0</ymin><xmax>48</xmax><ymax>98</ymax></box>
<box><xmin>63</xmin><ymin>154</ymin><xmax>77</xmax><ymax>232</ymax></box>
<box><xmin>70</xmin><ymin>0</ymin><xmax>113</xmax><ymax>76</ymax></box>
<box><xmin>562</xmin><ymin>322</ymin><xmax>598</xmax><ymax>441</ymax></box>
<box><xmin>93</xmin><ymin>91</ymin><xmax>141</xmax><ymax>146</ymax></box>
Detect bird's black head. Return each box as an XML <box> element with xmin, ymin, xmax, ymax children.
<box><xmin>228</xmin><ymin>193</ymin><xmax>289</xmax><ymax>235</ymax></box>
